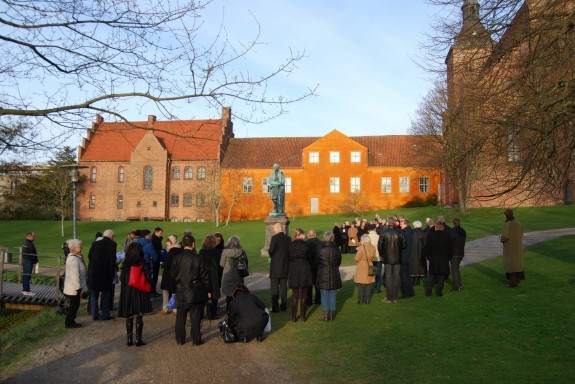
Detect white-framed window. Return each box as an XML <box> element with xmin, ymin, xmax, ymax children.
<box><xmin>419</xmin><ymin>176</ymin><xmax>430</xmax><ymax>193</ymax></box>
<box><xmin>285</xmin><ymin>177</ymin><xmax>292</xmax><ymax>193</ymax></box>
<box><xmin>309</xmin><ymin>152</ymin><xmax>319</xmax><ymax>163</ymax></box>
<box><xmin>330</xmin><ymin>177</ymin><xmax>340</xmax><ymax>193</ymax></box>
<box><xmin>351</xmin><ymin>177</ymin><xmax>361</xmax><ymax>193</ymax></box>
<box><xmin>197</xmin><ymin>167</ymin><xmax>206</xmax><ymax>180</ymax></box>
<box><xmin>184</xmin><ymin>167</ymin><xmax>193</xmax><ymax>180</ymax></box>
<box><xmin>118</xmin><ymin>167</ymin><xmax>124</xmax><ymax>183</ymax></box>
<box><xmin>381</xmin><ymin>177</ymin><xmax>392</xmax><ymax>193</ymax></box>
<box><xmin>172</xmin><ymin>167</ymin><xmax>180</xmax><ymax>180</ymax></box>
<box><xmin>243</xmin><ymin>177</ymin><xmax>253</xmax><ymax>193</ymax></box>
<box><xmin>508</xmin><ymin>127</ymin><xmax>521</xmax><ymax>162</ymax></box>
<box><xmin>170</xmin><ymin>194</ymin><xmax>179</xmax><ymax>206</ymax></box>
<box><xmin>351</xmin><ymin>151</ymin><xmax>361</xmax><ymax>163</ymax></box>
<box><xmin>330</xmin><ymin>151</ymin><xmax>340</xmax><ymax>163</ymax></box>
<box><xmin>117</xmin><ymin>194</ymin><xmax>123</xmax><ymax>209</ymax></box>
<box><xmin>262</xmin><ymin>178</ymin><xmax>269</xmax><ymax>193</ymax></box>
<box><xmin>89</xmin><ymin>194</ymin><xmax>96</xmax><ymax>209</ymax></box>
<box><xmin>400</xmin><ymin>177</ymin><xmax>410</xmax><ymax>193</ymax></box>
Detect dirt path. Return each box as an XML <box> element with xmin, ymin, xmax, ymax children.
<box><xmin>2</xmin><ymin>299</ymin><xmax>302</xmax><ymax>384</ymax></box>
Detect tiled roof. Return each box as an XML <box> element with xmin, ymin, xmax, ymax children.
<box><xmin>222</xmin><ymin>137</ymin><xmax>317</xmax><ymax>168</ymax></box>
<box><xmin>80</xmin><ymin>119</ymin><xmax>223</xmax><ymax>161</ymax></box>
<box><xmin>222</xmin><ymin>134</ymin><xmax>439</xmax><ymax>168</ymax></box>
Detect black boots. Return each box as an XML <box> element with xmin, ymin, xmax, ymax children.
<box><xmin>126</xmin><ymin>318</ymin><xmax>134</xmax><ymax>346</ymax></box>
<box><xmin>135</xmin><ymin>316</ymin><xmax>145</xmax><ymax>347</ymax></box>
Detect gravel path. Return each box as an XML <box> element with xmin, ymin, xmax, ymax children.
<box><xmin>2</xmin><ymin>298</ymin><xmax>302</xmax><ymax>384</ymax></box>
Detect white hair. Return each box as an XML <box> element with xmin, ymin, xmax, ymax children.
<box><xmin>67</xmin><ymin>238</ymin><xmax>83</xmax><ymax>250</ymax></box>
<box><xmin>413</xmin><ymin>221</ymin><xmax>422</xmax><ymax>229</ymax></box>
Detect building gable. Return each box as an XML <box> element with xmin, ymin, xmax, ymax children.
<box><xmin>304</xmin><ymin>129</ymin><xmax>365</xmax><ymax>151</ymax></box>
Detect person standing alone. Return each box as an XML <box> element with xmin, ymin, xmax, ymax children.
<box><xmin>450</xmin><ymin>218</ymin><xmax>467</xmax><ymax>291</ymax></box>
<box><xmin>21</xmin><ymin>231</ymin><xmax>38</xmax><ymax>296</ymax></box>
<box><xmin>501</xmin><ymin>209</ymin><xmax>524</xmax><ymax>288</ymax></box>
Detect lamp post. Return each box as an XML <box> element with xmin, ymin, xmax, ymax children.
<box><xmin>61</xmin><ymin>164</ymin><xmax>88</xmax><ymax>239</ymax></box>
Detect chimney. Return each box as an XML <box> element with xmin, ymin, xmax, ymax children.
<box><xmin>148</xmin><ymin>115</ymin><xmax>156</xmax><ymax>128</ymax></box>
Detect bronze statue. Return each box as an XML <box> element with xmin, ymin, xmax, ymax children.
<box><xmin>269</xmin><ymin>164</ymin><xmax>285</xmax><ymax>216</ymax></box>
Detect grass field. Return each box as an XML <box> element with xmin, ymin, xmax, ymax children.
<box><xmin>1</xmin><ymin>204</ymin><xmax>574</xmax><ymax>273</ymax></box>
<box><xmin>1</xmin><ymin>206</ymin><xmax>574</xmax><ymax>382</ymax></box>
<box><xmin>264</xmin><ymin>235</ymin><xmax>575</xmax><ymax>383</ymax></box>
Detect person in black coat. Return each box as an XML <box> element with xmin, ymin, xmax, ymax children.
<box><xmin>160</xmin><ymin>235</ymin><xmax>182</xmax><ymax>314</ymax></box>
<box><xmin>21</xmin><ymin>231</ymin><xmax>38</xmax><ymax>296</ymax></box>
<box><xmin>425</xmin><ymin>221</ymin><xmax>452</xmax><ymax>297</ymax></box>
<box><xmin>199</xmin><ymin>234</ymin><xmax>222</xmax><ymax>320</ymax></box>
<box><xmin>450</xmin><ymin>218</ymin><xmax>467</xmax><ymax>291</ymax></box>
<box><xmin>316</xmin><ymin>231</ymin><xmax>342</xmax><ymax>321</ymax></box>
<box><xmin>87</xmin><ymin>229</ymin><xmax>117</xmax><ymax>320</ymax></box>
<box><xmin>118</xmin><ymin>242</ymin><xmax>153</xmax><ymax>346</ymax></box>
<box><xmin>268</xmin><ymin>222</ymin><xmax>291</xmax><ymax>313</ymax></box>
<box><xmin>306</xmin><ymin>229</ymin><xmax>323</xmax><ymax>306</ymax></box>
<box><xmin>171</xmin><ymin>234</ymin><xmax>211</xmax><ymax>346</ymax></box>
<box><xmin>288</xmin><ymin>228</ymin><xmax>313</xmax><ymax>322</ymax></box>
<box><xmin>378</xmin><ymin>217</ymin><xmax>406</xmax><ymax>303</ymax></box>
<box><xmin>150</xmin><ymin>227</ymin><xmax>163</xmax><ymax>296</ymax></box>
<box><xmin>228</xmin><ymin>284</ymin><xmax>269</xmax><ymax>342</ymax></box>
<box><xmin>400</xmin><ymin>220</ymin><xmax>415</xmax><ymax>298</ymax></box>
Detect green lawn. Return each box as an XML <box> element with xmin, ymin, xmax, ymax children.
<box><xmin>264</xmin><ymin>235</ymin><xmax>575</xmax><ymax>383</ymax></box>
<box><xmin>1</xmin><ymin>205</ymin><xmax>574</xmax><ymax>273</ymax></box>
<box><xmin>1</xmin><ymin>207</ymin><xmax>574</xmax><ymax>382</ymax></box>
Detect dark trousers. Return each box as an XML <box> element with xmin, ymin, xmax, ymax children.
<box><xmin>91</xmin><ymin>290</ymin><xmax>110</xmax><ymax>319</ymax></box>
<box><xmin>65</xmin><ymin>290</ymin><xmax>81</xmax><ymax>326</ymax></box>
<box><xmin>175</xmin><ymin>303</ymin><xmax>204</xmax><ymax>344</ymax></box>
<box><xmin>151</xmin><ymin>261</ymin><xmax>160</xmax><ymax>294</ymax></box>
<box><xmin>22</xmin><ymin>259</ymin><xmax>33</xmax><ymax>292</ymax></box>
<box><xmin>400</xmin><ymin>263</ymin><xmax>415</xmax><ymax>297</ymax></box>
<box><xmin>507</xmin><ymin>272</ymin><xmax>521</xmax><ymax>287</ymax></box>
<box><xmin>270</xmin><ymin>277</ymin><xmax>288</xmax><ymax>310</ymax></box>
<box><xmin>384</xmin><ymin>264</ymin><xmax>401</xmax><ymax>301</ymax></box>
<box><xmin>341</xmin><ymin>241</ymin><xmax>349</xmax><ymax>254</ymax></box>
<box><xmin>427</xmin><ymin>274</ymin><xmax>446</xmax><ymax>296</ymax></box>
<box><xmin>450</xmin><ymin>255</ymin><xmax>464</xmax><ymax>289</ymax></box>
<box><xmin>374</xmin><ymin>261</ymin><xmax>383</xmax><ymax>293</ymax></box>
<box><xmin>356</xmin><ymin>283</ymin><xmax>373</xmax><ymax>303</ymax></box>
<box><xmin>307</xmin><ymin>271</ymin><xmax>321</xmax><ymax>305</ymax></box>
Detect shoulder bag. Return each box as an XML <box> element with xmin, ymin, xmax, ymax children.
<box><xmin>128</xmin><ymin>264</ymin><xmax>151</xmax><ymax>292</ymax></box>
<box><xmin>364</xmin><ymin>245</ymin><xmax>377</xmax><ymax>276</ymax></box>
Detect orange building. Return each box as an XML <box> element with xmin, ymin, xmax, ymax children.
<box><xmin>221</xmin><ymin>130</ymin><xmax>441</xmax><ymax>221</ymax></box>
<box><xmin>77</xmin><ymin>109</ymin><xmax>441</xmax><ymax>222</ymax></box>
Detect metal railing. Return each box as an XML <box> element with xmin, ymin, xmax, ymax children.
<box><xmin>0</xmin><ymin>246</ymin><xmax>65</xmax><ymax>302</ymax></box>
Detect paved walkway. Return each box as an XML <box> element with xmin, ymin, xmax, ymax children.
<box><xmin>243</xmin><ymin>228</ymin><xmax>575</xmax><ymax>291</ymax></box>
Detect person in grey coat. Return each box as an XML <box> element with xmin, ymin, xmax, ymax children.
<box><xmin>220</xmin><ymin>236</ymin><xmax>246</xmax><ymax>314</ymax></box>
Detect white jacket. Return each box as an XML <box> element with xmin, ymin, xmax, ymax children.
<box><xmin>64</xmin><ymin>253</ymin><xmax>88</xmax><ymax>295</ymax></box>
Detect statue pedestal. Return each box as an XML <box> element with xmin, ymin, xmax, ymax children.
<box><xmin>261</xmin><ymin>214</ymin><xmax>290</xmax><ymax>257</ymax></box>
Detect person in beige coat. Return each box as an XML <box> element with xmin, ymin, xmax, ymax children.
<box><xmin>63</xmin><ymin>239</ymin><xmax>88</xmax><ymax>328</ymax></box>
<box><xmin>348</xmin><ymin>223</ymin><xmax>359</xmax><ymax>254</ymax></box>
<box><xmin>354</xmin><ymin>234</ymin><xmax>376</xmax><ymax>303</ymax></box>
<box><xmin>501</xmin><ymin>209</ymin><xmax>524</xmax><ymax>288</ymax></box>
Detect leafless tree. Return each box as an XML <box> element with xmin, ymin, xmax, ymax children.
<box><xmin>0</xmin><ymin>0</ymin><xmax>316</xmax><ymax>154</ymax></box>
<box><xmin>417</xmin><ymin>0</ymin><xmax>574</xmax><ymax>207</ymax></box>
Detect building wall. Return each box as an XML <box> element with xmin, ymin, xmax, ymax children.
<box><xmin>221</xmin><ymin>132</ymin><xmax>441</xmax><ymax>221</ymax></box>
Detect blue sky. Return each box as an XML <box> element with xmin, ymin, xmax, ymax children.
<box><xmin>193</xmin><ymin>0</ymin><xmax>444</xmax><ymax>139</ymax></box>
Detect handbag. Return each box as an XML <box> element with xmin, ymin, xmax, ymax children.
<box><xmin>189</xmin><ymin>279</ymin><xmax>208</xmax><ymax>304</ymax></box>
<box><xmin>364</xmin><ymin>245</ymin><xmax>377</xmax><ymax>276</ymax></box>
<box><xmin>128</xmin><ymin>264</ymin><xmax>151</xmax><ymax>292</ymax></box>
<box><xmin>237</xmin><ymin>250</ymin><xmax>249</xmax><ymax>278</ymax></box>
<box><xmin>218</xmin><ymin>320</ymin><xmax>238</xmax><ymax>343</ymax></box>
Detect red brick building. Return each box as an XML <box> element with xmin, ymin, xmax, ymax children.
<box><xmin>77</xmin><ymin>110</ymin><xmax>441</xmax><ymax>222</ymax></box>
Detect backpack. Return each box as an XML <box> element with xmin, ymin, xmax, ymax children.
<box><xmin>237</xmin><ymin>251</ymin><xmax>249</xmax><ymax>277</ymax></box>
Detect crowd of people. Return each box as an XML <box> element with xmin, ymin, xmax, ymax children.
<box><xmin>21</xmin><ymin>208</ymin><xmax>523</xmax><ymax>345</ymax></box>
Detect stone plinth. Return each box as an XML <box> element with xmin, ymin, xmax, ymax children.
<box><xmin>260</xmin><ymin>214</ymin><xmax>290</xmax><ymax>257</ymax></box>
